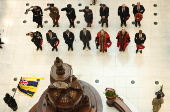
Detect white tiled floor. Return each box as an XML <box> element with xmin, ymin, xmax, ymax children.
<box><xmin>0</xmin><ymin>0</ymin><xmax>169</xmax><ymax>112</ymax></box>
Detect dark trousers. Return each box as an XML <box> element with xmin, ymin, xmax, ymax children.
<box><xmin>34</xmin><ymin>42</ymin><xmax>42</xmax><ymax>49</ymax></box>
<box><xmin>50</xmin><ymin>43</ymin><xmax>58</xmax><ymax>50</ymax></box>
<box><xmin>83</xmin><ymin>41</ymin><xmax>90</xmax><ymax>48</ymax></box>
<box><xmin>37</xmin><ymin>21</ymin><xmax>42</xmax><ymax>26</ymax></box>
<box><xmin>68</xmin><ymin>18</ymin><xmax>75</xmax><ymax>26</ymax></box>
<box><xmin>67</xmin><ymin>43</ymin><xmax>73</xmax><ymax>50</ymax></box>
<box><xmin>120</xmin><ymin>16</ymin><xmax>126</xmax><ymax>25</ymax></box>
<box><xmin>135</xmin><ymin>20</ymin><xmax>140</xmax><ymax>25</ymax></box>
<box><xmin>102</xmin><ymin>23</ymin><xmax>108</xmax><ymax>27</ymax></box>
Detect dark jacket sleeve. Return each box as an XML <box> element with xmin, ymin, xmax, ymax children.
<box><xmin>141</xmin><ymin>5</ymin><xmax>145</xmax><ymax>14</ymax></box>
<box><xmin>133</xmin><ymin>6</ymin><xmax>136</xmax><ymax>15</ymax></box>
<box><xmin>79</xmin><ymin>9</ymin><xmax>85</xmax><ymax>12</ymax></box>
<box><xmin>71</xmin><ymin>32</ymin><xmax>75</xmax><ymax>41</ymax></box>
<box><xmin>134</xmin><ymin>33</ymin><xmax>138</xmax><ymax>43</ymax></box>
<box><xmin>37</xmin><ymin>32</ymin><xmax>43</xmax><ymax>39</ymax></box>
<box><xmin>88</xmin><ymin>31</ymin><xmax>91</xmax><ymax>40</ymax></box>
<box><xmin>90</xmin><ymin>10</ymin><xmax>93</xmax><ymax>19</ymax></box>
<box><xmin>39</xmin><ymin>7</ymin><xmax>43</xmax><ymax>15</ymax></box>
<box><xmin>107</xmin><ymin>7</ymin><xmax>109</xmax><ymax>17</ymax></box>
<box><xmin>46</xmin><ymin>33</ymin><xmax>49</xmax><ymax>42</ymax></box>
<box><xmin>79</xmin><ymin>31</ymin><xmax>82</xmax><ymax>40</ymax></box>
<box><xmin>143</xmin><ymin>33</ymin><xmax>146</xmax><ymax>43</ymax></box>
<box><xmin>61</xmin><ymin>7</ymin><xmax>67</xmax><ymax>11</ymax></box>
<box><xmin>63</xmin><ymin>32</ymin><xmax>66</xmax><ymax>40</ymax></box>
<box><xmin>127</xmin><ymin>7</ymin><xmax>129</xmax><ymax>15</ymax></box>
<box><xmin>72</xmin><ymin>8</ymin><xmax>76</xmax><ymax>18</ymax></box>
<box><xmin>100</xmin><ymin>7</ymin><xmax>102</xmax><ymax>16</ymax></box>
<box><xmin>53</xmin><ymin>33</ymin><xmax>57</xmax><ymax>38</ymax></box>
<box><xmin>118</xmin><ymin>6</ymin><xmax>121</xmax><ymax>15</ymax></box>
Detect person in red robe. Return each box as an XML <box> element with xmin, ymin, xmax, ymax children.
<box><xmin>116</xmin><ymin>29</ymin><xmax>130</xmax><ymax>52</ymax></box>
<box><xmin>95</xmin><ymin>30</ymin><xmax>112</xmax><ymax>53</ymax></box>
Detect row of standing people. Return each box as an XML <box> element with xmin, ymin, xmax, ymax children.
<box><xmin>25</xmin><ymin>2</ymin><xmax>145</xmax><ymax>28</ymax></box>
<box><xmin>25</xmin><ymin>29</ymin><xmax>146</xmax><ymax>54</ymax></box>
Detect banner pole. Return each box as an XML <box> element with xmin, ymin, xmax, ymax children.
<box><xmin>13</xmin><ymin>77</ymin><xmax>22</xmax><ymax>98</ymax></box>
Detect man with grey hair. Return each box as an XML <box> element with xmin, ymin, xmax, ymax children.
<box><xmin>116</xmin><ymin>29</ymin><xmax>130</xmax><ymax>52</ymax></box>
<box><xmin>63</xmin><ymin>29</ymin><xmax>74</xmax><ymax>51</ymax></box>
<box><xmin>79</xmin><ymin>28</ymin><xmax>91</xmax><ymax>50</ymax></box>
<box><xmin>118</xmin><ymin>4</ymin><xmax>129</xmax><ymax>27</ymax></box>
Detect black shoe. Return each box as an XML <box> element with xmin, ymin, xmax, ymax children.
<box><xmin>41</xmin><ymin>25</ymin><xmax>43</xmax><ymax>28</ymax></box>
<box><xmin>135</xmin><ymin>24</ymin><xmax>137</xmax><ymax>27</ymax></box>
<box><xmin>90</xmin><ymin>4</ymin><xmax>92</xmax><ymax>5</ymax></box>
<box><xmin>71</xmin><ymin>48</ymin><xmax>73</xmax><ymax>51</ymax></box>
<box><xmin>53</xmin><ymin>25</ymin><xmax>55</xmax><ymax>27</ymax></box>
<box><xmin>56</xmin><ymin>48</ymin><xmax>58</xmax><ymax>51</ymax></box>
<box><xmin>96</xmin><ymin>47</ymin><xmax>98</xmax><ymax>49</ymax></box>
<box><xmin>125</xmin><ymin>24</ymin><xmax>127</xmax><ymax>27</ymax></box>
<box><xmin>52</xmin><ymin>48</ymin><xmax>54</xmax><ymax>51</ymax></box>
<box><xmin>37</xmin><ymin>25</ymin><xmax>39</xmax><ymax>28</ymax></box>
<box><xmin>36</xmin><ymin>48</ymin><xmax>39</xmax><ymax>51</ymax></box>
<box><xmin>0</xmin><ymin>46</ymin><xmax>2</xmax><ymax>49</ymax></box>
<box><xmin>83</xmin><ymin>47</ymin><xmax>85</xmax><ymax>50</ymax></box>
<box><xmin>88</xmin><ymin>47</ymin><xmax>91</xmax><ymax>50</ymax></box>
<box><xmin>105</xmin><ymin>49</ymin><xmax>107</xmax><ymax>52</ymax></box>
<box><xmin>140</xmin><ymin>50</ymin><xmax>142</xmax><ymax>54</ymax></box>
<box><xmin>56</xmin><ymin>25</ymin><xmax>59</xmax><ymax>27</ymax></box>
<box><xmin>89</xmin><ymin>24</ymin><xmax>91</xmax><ymax>27</ymax></box>
<box><xmin>73</xmin><ymin>25</ymin><xmax>75</xmax><ymax>28</ymax></box>
<box><xmin>139</xmin><ymin>24</ymin><xmax>141</xmax><ymax>27</ymax></box>
<box><xmin>68</xmin><ymin>47</ymin><xmax>70</xmax><ymax>51</ymax></box>
<box><xmin>121</xmin><ymin>24</ymin><xmax>123</xmax><ymax>27</ymax></box>
<box><xmin>87</xmin><ymin>24</ymin><xmax>89</xmax><ymax>27</ymax></box>
<box><xmin>0</xmin><ymin>42</ymin><xmax>4</xmax><ymax>44</ymax></box>
<box><xmin>69</xmin><ymin>25</ymin><xmax>71</xmax><ymax>28</ymax></box>
<box><xmin>136</xmin><ymin>50</ymin><xmax>138</xmax><ymax>53</ymax></box>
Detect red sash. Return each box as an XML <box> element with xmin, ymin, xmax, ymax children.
<box><xmin>55</xmin><ymin>39</ymin><xmax>60</xmax><ymax>47</ymax></box>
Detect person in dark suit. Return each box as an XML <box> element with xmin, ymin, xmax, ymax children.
<box><xmin>134</xmin><ymin>30</ymin><xmax>146</xmax><ymax>54</ymax></box>
<box><xmin>79</xmin><ymin>6</ymin><xmax>93</xmax><ymax>27</ymax></box>
<box><xmin>46</xmin><ymin>30</ymin><xmax>59</xmax><ymax>52</ymax></box>
<box><xmin>61</xmin><ymin>4</ymin><xmax>76</xmax><ymax>28</ymax></box>
<box><xmin>80</xmin><ymin>28</ymin><xmax>91</xmax><ymax>50</ymax></box>
<box><xmin>100</xmin><ymin>4</ymin><xmax>109</xmax><ymax>27</ymax></box>
<box><xmin>63</xmin><ymin>30</ymin><xmax>74</xmax><ymax>51</ymax></box>
<box><xmin>26</xmin><ymin>5</ymin><xmax>43</xmax><ymax>28</ymax></box>
<box><xmin>0</xmin><ymin>36</ymin><xmax>4</xmax><ymax>49</ymax></box>
<box><xmin>118</xmin><ymin>4</ymin><xmax>129</xmax><ymax>27</ymax></box>
<box><xmin>26</xmin><ymin>31</ymin><xmax>43</xmax><ymax>51</ymax></box>
<box><xmin>133</xmin><ymin>2</ymin><xmax>145</xmax><ymax>27</ymax></box>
